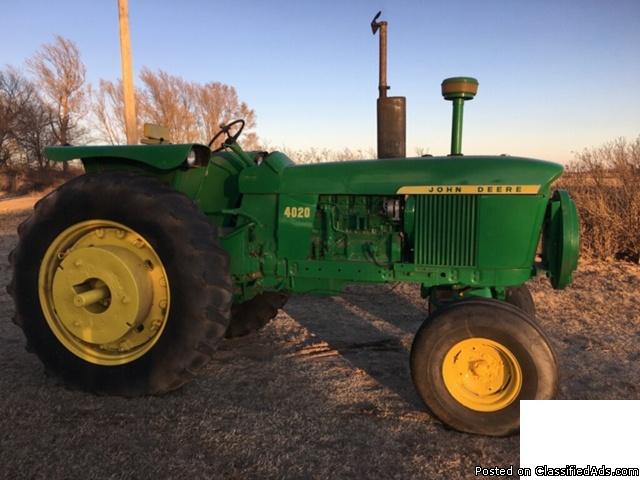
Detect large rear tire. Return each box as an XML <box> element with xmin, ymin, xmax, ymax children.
<box><xmin>8</xmin><ymin>173</ymin><xmax>232</xmax><ymax>396</ymax></box>
<box><xmin>410</xmin><ymin>298</ymin><xmax>557</xmax><ymax>436</ymax></box>
<box><xmin>225</xmin><ymin>292</ymin><xmax>288</xmax><ymax>338</ymax></box>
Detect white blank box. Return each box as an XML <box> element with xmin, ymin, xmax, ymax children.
<box><xmin>520</xmin><ymin>400</ymin><xmax>640</xmax><ymax>479</ymax></box>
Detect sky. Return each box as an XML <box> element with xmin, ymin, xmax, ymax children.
<box><xmin>1</xmin><ymin>0</ymin><xmax>639</xmax><ymax>163</ymax></box>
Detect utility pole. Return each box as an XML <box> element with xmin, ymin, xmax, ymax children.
<box><xmin>118</xmin><ymin>0</ymin><xmax>137</xmax><ymax>144</ymax></box>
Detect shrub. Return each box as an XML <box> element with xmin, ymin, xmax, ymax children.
<box><xmin>557</xmin><ymin>136</ymin><xmax>640</xmax><ymax>262</ymax></box>
<box><xmin>0</xmin><ymin>164</ymin><xmax>80</xmax><ymax>198</ymax></box>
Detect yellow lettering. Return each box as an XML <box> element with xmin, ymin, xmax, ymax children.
<box><xmin>283</xmin><ymin>205</ymin><xmax>312</xmax><ymax>219</ymax></box>
<box><xmin>395</xmin><ymin>184</ymin><xmax>540</xmax><ymax>195</ymax></box>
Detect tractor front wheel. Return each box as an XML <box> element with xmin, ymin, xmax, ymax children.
<box><xmin>428</xmin><ymin>284</ymin><xmax>536</xmax><ymax>317</ymax></box>
<box><xmin>8</xmin><ymin>173</ymin><xmax>232</xmax><ymax>396</ymax></box>
<box><xmin>410</xmin><ymin>298</ymin><xmax>557</xmax><ymax>436</ymax></box>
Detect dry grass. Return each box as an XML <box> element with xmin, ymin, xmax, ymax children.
<box><xmin>0</xmin><ymin>165</ymin><xmax>80</xmax><ymax>199</ymax></box>
<box><xmin>558</xmin><ymin>136</ymin><xmax>640</xmax><ymax>262</ymax></box>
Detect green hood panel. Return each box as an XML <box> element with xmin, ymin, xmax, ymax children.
<box><xmin>45</xmin><ymin>144</ymin><xmax>207</xmax><ymax>170</ymax></box>
<box><xmin>240</xmin><ymin>155</ymin><xmax>564</xmax><ymax>195</ymax></box>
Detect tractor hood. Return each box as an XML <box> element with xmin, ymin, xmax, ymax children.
<box><xmin>45</xmin><ymin>143</ymin><xmax>209</xmax><ymax>170</ymax></box>
<box><xmin>240</xmin><ymin>154</ymin><xmax>564</xmax><ymax>195</ymax></box>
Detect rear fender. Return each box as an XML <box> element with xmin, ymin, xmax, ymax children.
<box><xmin>44</xmin><ymin>144</ymin><xmax>211</xmax><ymax>172</ymax></box>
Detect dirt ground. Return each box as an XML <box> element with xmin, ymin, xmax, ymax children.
<box><xmin>1</xmin><ymin>195</ymin><xmax>639</xmax><ymax>479</ymax></box>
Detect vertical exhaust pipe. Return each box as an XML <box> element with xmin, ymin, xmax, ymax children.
<box><xmin>441</xmin><ymin>77</ymin><xmax>478</xmax><ymax>155</ymax></box>
<box><xmin>372</xmin><ymin>11</ymin><xmax>406</xmax><ymax>159</ymax></box>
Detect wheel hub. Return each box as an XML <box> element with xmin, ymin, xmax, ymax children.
<box><xmin>53</xmin><ymin>246</ymin><xmax>153</xmax><ymax>345</ymax></box>
<box><xmin>442</xmin><ymin>337</ymin><xmax>522</xmax><ymax>412</ymax></box>
<box><xmin>39</xmin><ymin>221</ymin><xmax>170</xmax><ymax>365</ymax></box>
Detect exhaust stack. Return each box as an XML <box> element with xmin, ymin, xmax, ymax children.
<box><xmin>441</xmin><ymin>77</ymin><xmax>478</xmax><ymax>155</ymax></box>
<box><xmin>371</xmin><ymin>11</ymin><xmax>406</xmax><ymax>159</ymax></box>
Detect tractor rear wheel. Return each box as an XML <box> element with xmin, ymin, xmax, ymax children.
<box><xmin>410</xmin><ymin>298</ymin><xmax>557</xmax><ymax>436</ymax></box>
<box><xmin>225</xmin><ymin>292</ymin><xmax>288</xmax><ymax>338</ymax></box>
<box><xmin>8</xmin><ymin>173</ymin><xmax>232</xmax><ymax>396</ymax></box>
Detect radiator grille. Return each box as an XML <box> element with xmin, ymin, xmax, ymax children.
<box><xmin>414</xmin><ymin>195</ymin><xmax>478</xmax><ymax>266</ymax></box>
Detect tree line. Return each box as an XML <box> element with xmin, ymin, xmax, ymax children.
<box><xmin>0</xmin><ymin>36</ymin><xmax>257</xmax><ymax>171</ymax></box>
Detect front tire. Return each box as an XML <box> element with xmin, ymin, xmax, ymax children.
<box><xmin>410</xmin><ymin>298</ymin><xmax>557</xmax><ymax>436</ymax></box>
<box><xmin>8</xmin><ymin>173</ymin><xmax>232</xmax><ymax>396</ymax></box>
<box><xmin>428</xmin><ymin>285</ymin><xmax>536</xmax><ymax>317</ymax></box>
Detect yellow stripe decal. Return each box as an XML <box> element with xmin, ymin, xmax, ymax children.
<box><xmin>396</xmin><ymin>185</ymin><xmax>541</xmax><ymax>195</ymax></box>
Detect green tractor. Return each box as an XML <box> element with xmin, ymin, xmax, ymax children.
<box><xmin>7</xmin><ymin>16</ymin><xmax>578</xmax><ymax>437</ymax></box>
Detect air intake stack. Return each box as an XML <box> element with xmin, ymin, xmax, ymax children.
<box><xmin>441</xmin><ymin>77</ymin><xmax>478</xmax><ymax>155</ymax></box>
<box><xmin>371</xmin><ymin>11</ymin><xmax>406</xmax><ymax>159</ymax></box>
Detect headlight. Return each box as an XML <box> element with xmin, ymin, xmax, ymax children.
<box><xmin>186</xmin><ymin>149</ymin><xmax>197</xmax><ymax>167</ymax></box>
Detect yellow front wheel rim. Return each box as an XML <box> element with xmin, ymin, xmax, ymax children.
<box><xmin>442</xmin><ymin>337</ymin><xmax>522</xmax><ymax>412</ymax></box>
<box><xmin>38</xmin><ymin>220</ymin><xmax>170</xmax><ymax>366</ymax></box>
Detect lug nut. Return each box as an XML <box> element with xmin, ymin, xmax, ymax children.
<box><xmin>159</xmin><ymin>299</ymin><xmax>167</xmax><ymax>309</ymax></box>
<box><xmin>95</xmin><ymin>229</ymin><xmax>105</xmax><ymax>238</ymax></box>
<box><xmin>150</xmin><ymin>318</ymin><xmax>163</xmax><ymax>332</ymax></box>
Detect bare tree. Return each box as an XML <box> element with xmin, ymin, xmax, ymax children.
<box><xmin>193</xmin><ymin>81</ymin><xmax>257</xmax><ymax>149</ymax></box>
<box><xmin>137</xmin><ymin>68</ymin><xmax>258</xmax><ymax>148</ymax></box>
<box><xmin>27</xmin><ymin>36</ymin><xmax>88</xmax><ymax>169</ymax></box>
<box><xmin>0</xmin><ymin>68</ymin><xmax>39</xmax><ymax>166</ymax></box>
<box><xmin>92</xmin><ymin>79</ymin><xmax>128</xmax><ymax>144</ymax></box>
<box><xmin>138</xmin><ymin>68</ymin><xmax>198</xmax><ymax>142</ymax></box>
<box><xmin>13</xmin><ymin>91</ymin><xmax>57</xmax><ymax>170</ymax></box>
<box><xmin>91</xmin><ymin>68</ymin><xmax>258</xmax><ymax>149</ymax></box>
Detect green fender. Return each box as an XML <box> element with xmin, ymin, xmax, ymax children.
<box><xmin>44</xmin><ymin>143</ymin><xmax>210</xmax><ymax>171</ymax></box>
<box><xmin>543</xmin><ymin>189</ymin><xmax>580</xmax><ymax>289</ymax></box>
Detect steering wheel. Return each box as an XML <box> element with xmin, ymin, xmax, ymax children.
<box><xmin>207</xmin><ymin>119</ymin><xmax>245</xmax><ymax>151</ymax></box>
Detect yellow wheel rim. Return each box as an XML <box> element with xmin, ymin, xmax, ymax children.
<box><xmin>442</xmin><ymin>337</ymin><xmax>522</xmax><ymax>412</ymax></box>
<box><xmin>38</xmin><ymin>220</ymin><xmax>170</xmax><ymax>366</ymax></box>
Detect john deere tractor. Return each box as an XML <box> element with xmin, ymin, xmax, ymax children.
<box><xmin>7</xmin><ymin>14</ymin><xmax>578</xmax><ymax>436</ymax></box>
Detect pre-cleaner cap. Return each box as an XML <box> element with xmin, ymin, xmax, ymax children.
<box><xmin>441</xmin><ymin>77</ymin><xmax>479</xmax><ymax>100</ymax></box>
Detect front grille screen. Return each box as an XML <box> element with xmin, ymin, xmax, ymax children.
<box><xmin>414</xmin><ymin>195</ymin><xmax>477</xmax><ymax>266</ymax></box>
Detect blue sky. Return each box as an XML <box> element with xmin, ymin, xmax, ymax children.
<box><xmin>2</xmin><ymin>0</ymin><xmax>639</xmax><ymax>163</ymax></box>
